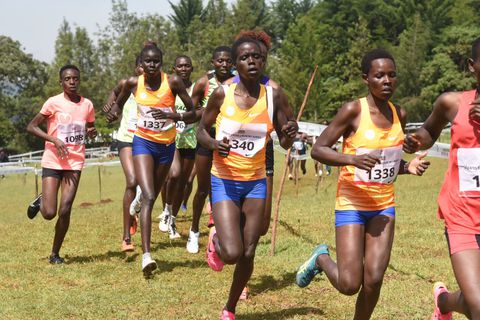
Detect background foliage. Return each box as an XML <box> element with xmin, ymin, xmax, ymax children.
<box><xmin>1</xmin><ymin>0</ymin><xmax>480</xmax><ymax>152</ymax></box>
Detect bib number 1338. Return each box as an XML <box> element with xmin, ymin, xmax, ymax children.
<box><xmin>354</xmin><ymin>146</ymin><xmax>402</xmax><ymax>184</ymax></box>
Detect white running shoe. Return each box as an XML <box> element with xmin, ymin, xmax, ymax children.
<box><xmin>129</xmin><ymin>186</ymin><xmax>142</xmax><ymax>216</ymax></box>
<box><xmin>186</xmin><ymin>229</ymin><xmax>200</xmax><ymax>253</ymax></box>
<box><xmin>158</xmin><ymin>210</ymin><xmax>170</xmax><ymax>232</ymax></box>
<box><xmin>168</xmin><ymin>216</ymin><xmax>181</xmax><ymax>239</ymax></box>
<box><xmin>142</xmin><ymin>253</ymin><xmax>157</xmax><ymax>277</ymax></box>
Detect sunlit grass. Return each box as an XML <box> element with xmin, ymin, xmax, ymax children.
<box><xmin>0</xmin><ymin>154</ymin><xmax>465</xmax><ymax>319</ymax></box>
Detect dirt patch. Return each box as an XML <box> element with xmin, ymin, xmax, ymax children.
<box><xmin>100</xmin><ymin>198</ymin><xmax>113</xmax><ymax>204</ymax></box>
<box><xmin>79</xmin><ymin>202</ymin><xmax>94</xmax><ymax>208</ymax></box>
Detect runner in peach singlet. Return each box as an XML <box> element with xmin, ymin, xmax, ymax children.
<box><xmin>404</xmin><ymin>37</ymin><xmax>480</xmax><ymax>320</ymax></box>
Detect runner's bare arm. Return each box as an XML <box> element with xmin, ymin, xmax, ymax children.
<box><xmin>27</xmin><ymin>113</ymin><xmax>68</xmax><ymax>157</ymax></box>
<box><xmin>272</xmin><ymin>87</ymin><xmax>297</xmax><ymax>149</ymax></box>
<box><xmin>197</xmin><ymin>87</ymin><xmax>229</xmax><ymax>157</ymax></box>
<box><xmin>168</xmin><ymin>74</ymin><xmax>196</xmax><ymax>123</ymax></box>
<box><xmin>312</xmin><ymin>101</ymin><xmax>380</xmax><ymax>170</ymax></box>
<box><xmin>191</xmin><ymin>75</ymin><xmax>208</xmax><ymax>121</ymax></box>
<box><xmin>403</xmin><ymin>92</ymin><xmax>459</xmax><ymax>153</ymax></box>
<box><xmin>103</xmin><ymin>79</ymin><xmax>127</xmax><ymax>113</ymax></box>
<box><xmin>86</xmin><ymin>122</ymin><xmax>97</xmax><ymax>139</ymax></box>
<box><xmin>106</xmin><ymin>76</ymin><xmax>138</xmax><ymax>123</ymax></box>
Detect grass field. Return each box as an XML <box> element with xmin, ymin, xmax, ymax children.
<box><xmin>0</xmin><ymin>154</ymin><xmax>465</xmax><ymax>319</ymax></box>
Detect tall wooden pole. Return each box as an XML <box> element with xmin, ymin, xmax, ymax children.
<box><xmin>270</xmin><ymin>65</ymin><xmax>318</xmax><ymax>256</ymax></box>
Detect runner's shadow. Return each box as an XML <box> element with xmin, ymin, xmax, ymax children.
<box><xmin>277</xmin><ymin>220</ymin><xmax>318</xmax><ymax>245</ymax></box>
<box><xmin>156</xmin><ymin>259</ymin><xmax>206</xmax><ymax>273</ymax></box>
<box><xmin>249</xmin><ymin>271</ymin><xmax>297</xmax><ymax>295</ymax></box>
<box><xmin>64</xmin><ymin>250</ymin><xmax>129</xmax><ymax>264</ymax></box>
<box><xmin>241</xmin><ymin>307</ymin><xmax>324</xmax><ymax>319</ymax></box>
<box><xmin>150</xmin><ymin>239</ymin><xmax>190</xmax><ymax>252</ymax></box>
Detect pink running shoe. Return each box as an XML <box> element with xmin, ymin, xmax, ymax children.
<box><xmin>431</xmin><ymin>282</ymin><xmax>452</xmax><ymax>320</ymax></box>
<box><xmin>220</xmin><ymin>309</ymin><xmax>235</xmax><ymax>320</ymax></box>
<box><xmin>206</xmin><ymin>227</ymin><xmax>224</xmax><ymax>271</ymax></box>
<box><xmin>239</xmin><ymin>286</ymin><xmax>249</xmax><ymax>300</ymax></box>
<box><xmin>208</xmin><ymin>212</ymin><xmax>215</xmax><ymax>228</ymax></box>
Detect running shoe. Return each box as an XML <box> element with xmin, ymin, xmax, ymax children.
<box><xmin>239</xmin><ymin>286</ymin><xmax>249</xmax><ymax>300</ymax></box>
<box><xmin>431</xmin><ymin>282</ymin><xmax>452</xmax><ymax>320</ymax></box>
<box><xmin>205</xmin><ymin>200</ymin><xmax>212</xmax><ymax>214</ymax></box>
<box><xmin>181</xmin><ymin>203</ymin><xmax>187</xmax><ymax>212</ymax></box>
<box><xmin>207</xmin><ymin>212</ymin><xmax>215</xmax><ymax>228</ymax></box>
<box><xmin>168</xmin><ymin>216</ymin><xmax>181</xmax><ymax>239</ymax></box>
<box><xmin>288</xmin><ymin>174</ymin><xmax>293</xmax><ymax>180</ymax></box>
<box><xmin>158</xmin><ymin>210</ymin><xmax>170</xmax><ymax>232</ymax></box>
<box><xmin>129</xmin><ymin>186</ymin><xmax>142</xmax><ymax>216</ymax></box>
<box><xmin>121</xmin><ymin>238</ymin><xmax>135</xmax><ymax>252</ymax></box>
<box><xmin>142</xmin><ymin>253</ymin><xmax>157</xmax><ymax>277</ymax></box>
<box><xmin>186</xmin><ymin>229</ymin><xmax>200</xmax><ymax>253</ymax></box>
<box><xmin>49</xmin><ymin>254</ymin><xmax>65</xmax><ymax>264</ymax></box>
<box><xmin>130</xmin><ymin>215</ymin><xmax>138</xmax><ymax>236</ymax></box>
<box><xmin>220</xmin><ymin>309</ymin><xmax>235</xmax><ymax>320</ymax></box>
<box><xmin>295</xmin><ymin>244</ymin><xmax>329</xmax><ymax>288</ymax></box>
<box><xmin>27</xmin><ymin>193</ymin><xmax>42</xmax><ymax>219</ymax></box>
<box><xmin>206</xmin><ymin>227</ymin><xmax>224</xmax><ymax>271</ymax></box>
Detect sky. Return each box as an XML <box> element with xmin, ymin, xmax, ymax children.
<box><xmin>0</xmin><ymin>0</ymin><xmax>234</xmax><ymax>63</ymax></box>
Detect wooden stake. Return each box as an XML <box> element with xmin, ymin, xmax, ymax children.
<box><xmin>98</xmin><ymin>165</ymin><xmax>102</xmax><ymax>202</ymax></box>
<box><xmin>270</xmin><ymin>65</ymin><xmax>318</xmax><ymax>256</ymax></box>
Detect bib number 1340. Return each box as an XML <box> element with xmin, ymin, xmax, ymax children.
<box><xmin>231</xmin><ymin>139</ymin><xmax>254</xmax><ymax>151</ymax></box>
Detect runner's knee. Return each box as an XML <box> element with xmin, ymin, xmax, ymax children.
<box><xmin>125</xmin><ymin>175</ymin><xmax>136</xmax><ymax>190</ymax></box>
<box><xmin>338</xmin><ymin>275</ymin><xmax>362</xmax><ymax>295</ymax></box>
<box><xmin>220</xmin><ymin>245</ymin><xmax>243</xmax><ymax>264</ymax></box>
<box><xmin>41</xmin><ymin>208</ymin><xmax>56</xmax><ymax>220</ymax></box>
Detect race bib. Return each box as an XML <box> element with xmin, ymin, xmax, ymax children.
<box><xmin>217</xmin><ymin>118</ymin><xmax>267</xmax><ymax>158</ymax></box>
<box><xmin>127</xmin><ymin>117</ymin><xmax>137</xmax><ymax>133</ymax></box>
<box><xmin>293</xmin><ymin>141</ymin><xmax>304</xmax><ymax>150</ymax></box>
<box><xmin>175</xmin><ymin>121</ymin><xmax>193</xmax><ymax>134</ymax></box>
<box><xmin>354</xmin><ymin>146</ymin><xmax>402</xmax><ymax>184</ymax></box>
<box><xmin>457</xmin><ymin>148</ymin><xmax>480</xmax><ymax>193</ymax></box>
<box><xmin>57</xmin><ymin>121</ymin><xmax>86</xmax><ymax>145</ymax></box>
<box><xmin>137</xmin><ymin>105</ymin><xmax>174</xmax><ymax>132</ymax></box>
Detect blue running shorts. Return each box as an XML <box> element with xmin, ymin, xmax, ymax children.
<box><xmin>132</xmin><ymin>135</ymin><xmax>175</xmax><ymax>165</ymax></box>
<box><xmin>211</xmin><ymin>175</ymin><xmax>267</xmax><ymax>204</ymax></box>
<box><xmin>335</xmin><ymin>207</ymin><xmax>395</xmax><ymax>227</ymax></box>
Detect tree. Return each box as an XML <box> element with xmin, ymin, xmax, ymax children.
<box><xmin>0</xmin><ymin>36</ymin><xmax>48</xmax><ymax>151</ymax></box>
<box><xmin>168</xmin><ymin>0</ymin><xmax>204</xmax><ymax>45</ymax></box>
<box><xmin>230</xmin><ymin>0</ymin><xmax>268</xmax><ymax>32</ymax></box>
<box><xmin>267</xmin><ymin>0</ymin><xmax>314</xmax><ymax>47</ymax></box>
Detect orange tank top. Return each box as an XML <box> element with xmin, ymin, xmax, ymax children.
<box><xmin>134</xmin><ymin>72</ymin><xmax>176</xmax><ymax>144</ymax></box>
<box><xmin>335</xmin><ymin>97</ymin><xmax>404</xmax><ymax>211</ymax></box>
<box><xmin>212</xmin><ymin>84</ymin><xmax>274</xmax><ymax>181</ymax></box>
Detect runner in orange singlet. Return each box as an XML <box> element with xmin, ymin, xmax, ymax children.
<box><xmin>198</xmin><ymin>37</ymin><xmax>298</xmax><ymax>320</ymax></box>
<box><xmin>107</xmin><ymin>43</ymin><xmax>196</xmax><ymax>277</ymax></box>
<box><xmin>404</xmin><ymin>37</ymin><xmax>480</xmax><ymax>320</ymax></box>
<box><xmin>295</xmin><ymin>49</ymin><xmax>429</xmax><ymax>320</ymax></box>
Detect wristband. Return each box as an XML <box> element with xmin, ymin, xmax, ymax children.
<box><xmin>404</xmin><ymin>161</ymin><xmax>410</xmax><ymax>174</ymax></box>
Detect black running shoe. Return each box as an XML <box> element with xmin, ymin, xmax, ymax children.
<box><xmin>27</xmin><ymin>193</ymin><xmax>42</xmax><ymax>219</ymax></box>
<box><xmin>49</xmin><ymin>254</ymin><xmax>65</xmax><ymax>264</ymax></box>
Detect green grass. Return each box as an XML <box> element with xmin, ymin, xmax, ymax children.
<box><xmin>0</xmin><ymin>154</ymin><xmax>465</xmax><ymax>319</ymax></box>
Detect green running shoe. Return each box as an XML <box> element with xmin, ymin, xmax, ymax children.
<box><xmin>295</xmin><ymin>244</ymin><xmax>329</xmax><ymax>288</ymax></box>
